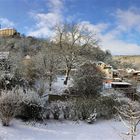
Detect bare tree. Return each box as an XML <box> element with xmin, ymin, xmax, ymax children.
<box><xmin>54</xmin><ymin>23</ymin><xmax>98</xmax><ymax>85</ymax></box>
<box><xmin>33</xmin><ymin>42</ymin><xmax>60</xmax><ymax>95</ymax></box>
<box><xmin>116</xmin><ymin>101</ymin><xmax>140</xmax><ymax>140</ymax></box>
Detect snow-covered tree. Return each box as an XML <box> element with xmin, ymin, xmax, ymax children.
<box><xmin>54</xmin><ymin>23</ymin><xmax>98</xmax><ymax>85</ymax></box>
<box><xmin>33</xmin><ymin>42</ymin><xmax>61</xmax><ymax>95</ymax></box>
<box><xmin>116</xmin><ymin>101</ymin><xmax>140</xmax><ymax>140</ymax></box>
<box><xmin>73</xmin><ymin>62</ymin><xmax>104</xmax><ymax>97</ymax></box>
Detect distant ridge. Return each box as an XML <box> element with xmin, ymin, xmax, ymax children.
<box><xmin>113</xmin><ymin>55</ymin><xmax>140</xmax><ymax>68</ymax></box>
<box><xmin>114</xmin><ymin>55</ymin><xmax>140</xmax><ymax>57</ymax></box>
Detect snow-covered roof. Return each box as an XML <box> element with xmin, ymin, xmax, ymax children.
<box><xmin>113</xmin><ymin>78</ymin><xmax>122</xmax><ymax>80</ymax></box>
<box><xmin>113</xmin><ymin>69</ymin><xmax>119</xmax><ymax>72</ymax></box>
<box><xmin>104</xmin><ymin>77</ymin><xmax>112</xmax><ymax>80</ymax></box>
<box><xmin>96</xmin><ymin>61</ymin><xmax>105</xmax><ymax>65</ymax></box>
<box><xmin>24</xmin><ymin>55</ymin><xmax>31</xmax><ymax>60</ymax></box>
<box><xmin>117</xmin><ymin>69</ymin><xmax>125</xmax><ymax>71</ymax></box>
<box><xmin>111</xmin><ymin>82</ymin><xmax>132</xmax><ymax>85</ymax></box>
<box><xmin>133</xmin><ymin>71</ymin><xmax>140</xmax><ymax>73</ymax></box>
<box><xmin>104</xmin><ymin>65</ymin><xmax>112</xmax><ymax>68</ymax></box>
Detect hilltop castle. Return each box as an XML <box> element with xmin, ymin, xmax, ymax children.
<box><xmin>0</xmin><ymin>28</ymin><xmax>17</xmax><ymax>37</ymax></box>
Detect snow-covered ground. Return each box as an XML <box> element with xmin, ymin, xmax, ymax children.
<box><xmin>137</xmin><ymin>83</ymin><xmax>140</xmax><ymax>92</ymax></box>
<box><xmin>35</xmin><ymin>75</ymin><xmax>73</xmax><ymax>96</ymax></box>
<box><xmin>0</xmin><ymin>119</ymin><xmax>140</xmax><ymax>140</ymax></box>
<box><xmin>50</xmin><ymin>76</ymin><xmax>73</xmax><ymax>94</ymax></box>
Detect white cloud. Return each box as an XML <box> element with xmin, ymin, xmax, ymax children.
<box><xmin>77</xmin><ymin>8</ymin><xmax>140</xmax><ymax>55</ymax></box>
<box><xmin>0</xmin><ymin>17</ymin><xmax>15</xmax><ymax>28</ymax></box>
<box><xmin>28</xmin><ymin>0</ymin><xmax>64</xmax><ymax>38</ymax></box>
<box><xmin>28</xmin><ymin>2</ymin><xmax>140</xmax><ymax>55</ymax></box>
<box><xmin>101</xmin><ymin>34</ymin><xmax>140</xmax><ymax>55</ymax></box>
<box><xmin>78</xmin><ymin>13</ymin><xmax>140</xmax><ymax>55</ymax></box>
<box><xmin>101</xmin><ymin>8</ymin><xmax>140</xmax><ymax>55</ymax></box>
<box><xmin>79</xmin><ymin>21</ymin><xmax>108</xmax><ymax>34</ymax></box>
<box><xmin>115</xmin><ymin>8</ymin><xmax>140</xmax><ymax>32</ymax></box>
<box><xmin>47</xmin><ymin>0</ymin><xmax>64</xmax><ymax>13</ymax></box>
<box><xmin>28</xmin><ymin>12</ymin><xmax>62</xmax><ymax>38</ymax></box>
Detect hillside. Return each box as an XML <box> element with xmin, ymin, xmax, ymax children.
<box><xmin>113</xmin><ymin>55</ymin><xmax>140</xmax><ymax>68</ymax></box>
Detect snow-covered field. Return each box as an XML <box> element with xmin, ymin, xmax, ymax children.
<box><xmin>0</xmin><ymin>119</ymin><xmax>140</xmax><ymax>140</ymax></box>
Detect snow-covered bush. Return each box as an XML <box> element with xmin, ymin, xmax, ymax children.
<box><xmin>44</xmin><ymin>100</ymin><xmax>73</xmax><ymax>120</ymax></box>
<box><xmin>43</xmin><ymin>95</ymin><xmax>118</xmax><ymax>121</ymax></box>
<box><xmin>44</xmin><ymin>106</ymin><xmax>51</xmax><ymax>119</ymax></box>
<box><xmin>0</xmin><ymin>73</ymin><xmax>30</xmax><ymax>91</ymax></box>
<box><xmin>71</xmin><ymin>96</ymin><xmax>119</xmax><ymax>120</ymax></box>
<box><xmin>49</xmin><ymin>101</ymin><xmax>62</xmax><ymax>120</ymax></box>
<box><xmin>0</xmin><ymin>89</ymin><xmax>46</xmax><ymax>125</ymax></box>
<box><xmin>95</xmin><ymin>96</ymin><xmax>119</xmax><ymax>119</ymax></box>
<box><xmin>86</xmin><ymin>110</ymin><xmax>97</xmax><ymax>124</ymax></box>
<box><xmin>61</xmin><ymin>101</ymin><xmax>73</xmax><ymax>119</ymax></box>
<box><xmin>0</xmin><ymin>90</ymin><xmax>22</xmax><ymax>126</ymax></box>
<box><xmin>73</xmin><ymin>98</ymin><xmax>96</xmax><ymax>120</ymax></box>
<box><xmin>46</xmin><ymin>97</ymin><xmax>117</xmax><ymax>121</ymax></box>
<box><xmin>17</xmin><ymin>90</ymin><xmax>46</xmax><ymax>121</ymax></box>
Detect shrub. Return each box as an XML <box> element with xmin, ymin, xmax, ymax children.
<box><xmin>45</xmin><ymin>107</ymin><xmax>51</xmax><ymax>119</ymax></box>
<box><xmin>0</xmin><ymin>89</ymin><xmax>46</xmax><ymax>125</ymax></box>
<box><xmin>73</xmin><ymin>98</ymin><xmax>96</xmax><ymax>120</ymax></box>
<box><xmin>72</xmin><ymin>96</ymin><xmax>119</xmax><ymax>120</ymax></box>
<box><xmin>17</xmin><ymin>90</ymin><xmax>46</xmax><ymax>121</ymax></box>
<box><xmin>49</xmin><ymin>101</ymin><xmax>62</xmax><ymax>120</ymax></box>
<box><xmin>95</xmin><ymin>96</ymin><xmax>119</xmax><ymax>119</ymax></box>
<box><xmin>62</xmin><ymin>102</ymin><xmax>72</xmax><ymax>119</ymax></box>
<box><xmin>43</xmin><ymin>95</ymin><xmax>119</xmax><ymax>121</ymax></box>
<box><xmin>0</xmin><ymin>90</ymin><xmax>21</xmax><ymax>126</ymax></box>
<box><xmin>45</xmin><ymin>100</ymin><xmax>73</xmax><ymax>120</ymax></box>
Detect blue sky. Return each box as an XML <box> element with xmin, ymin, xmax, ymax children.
<box><xmin>0</xmin><ymin>0</ymin><xmax>140</xmax><ymax>55</ymax></box>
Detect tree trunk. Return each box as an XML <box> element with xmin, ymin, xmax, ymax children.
<box><xmin>130</xmin><ymin>119</ymin><xmax>134</xmax><ymax>140</ymax></box>
<box><xmin>64</xmin><ymin>68</ymin><xmax>71</xmax><ymax>85</ymax></box>
<box><xmin>2</xmin><ymin>117</ymin><xmax>10</xmax><ymax>126</ymax></box>
<box><xmin>49</xmin><ymin>75</ymin><xmax>53</xmax><ymax>91</ymax></box>
<box><xmin>64</xmin><ymin>76</ymin><xmax>69</xmax><ymax>85</ymax></box>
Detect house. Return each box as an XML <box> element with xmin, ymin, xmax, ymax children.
<box><xmin>111</xmin><ymin>81</ymin><xmax>132</xmax><ymax>88</ymax></box>
<box><xmin>103</xmin><ymin>81</ymin><xmax>132</xmax><ymax>90</ymax></box>
<box><xmin>111</xmin><ymin>81</ymin><xmax>137</xmax><ymax>97</ymax></box>
<box><xmin>103</xmin><ymin>78</ymin><xmax>112</xmax><ymax>89</ymax></box>
<box><xmin>103</xmin><ymin>65</ymin><xmax>113</xmax><ymax>79</ymax></box>
<box><xmin>96</xmin><ymin>61</ymin><xmax>113</xmax><ymax>79</ymax></box>
<box><xmin>96</xmin><ymin>61</ymin><xmax>105</xmax><ymax>69</ymax></box>
<box><xmin>132</xmin><ymin>71</ymin><xmax>140</xmax><ymax>81</ymax></box>
<box><xmin>117</xmin><ymin>69</ymin><xmax>128</xmax><ymax>78</ymax></box>
<box><xmin>113</xmin><ymin>69</ymin><xmax>120</xmax><ymax>78</ymax></box>
<box><xmin>113</xmin><ymin>77</ymin><xmax>122</xmax><ymax>82</ymax></box>
<box><xmin>126</xmin><ymin>68</ymin><xmax>135</xmax><ymax>74</ymax></box>
<box><xmin>23</xmin><ymin>55</ymin><xmax>31</xmax><ymax>66</ymax></box>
